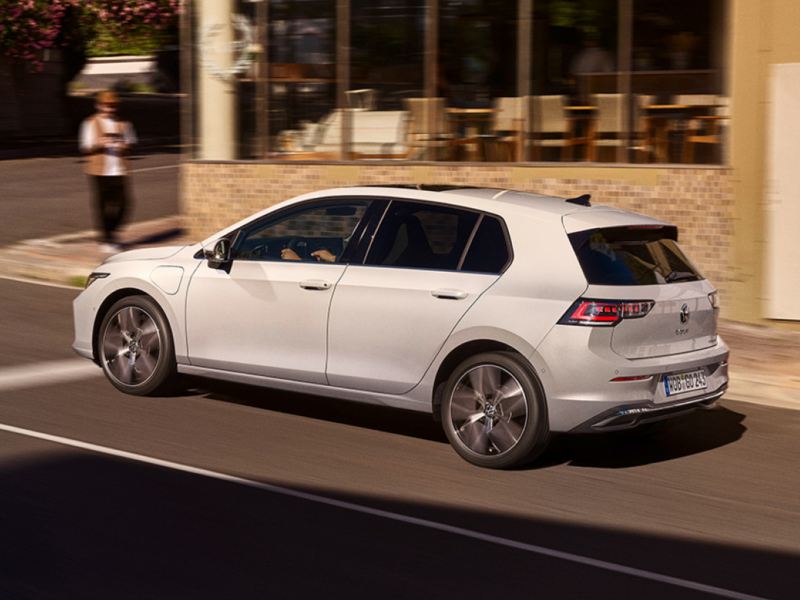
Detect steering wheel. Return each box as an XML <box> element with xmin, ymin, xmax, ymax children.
<box><xmin>287</xmin><ymin>238</ymin><xmax>309</xmax><ymax>259</ymax></box>
<box><xmin>250</xmin><ymin>243</ymin><xmax>269</xmax><ymax>258</ymax></box>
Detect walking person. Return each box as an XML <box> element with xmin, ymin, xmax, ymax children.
<box><xmin>79</xmin><ymin>90</ymin><xmax>137</xmax><ymax>252</ymax></box>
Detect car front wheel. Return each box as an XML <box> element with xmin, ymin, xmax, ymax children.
<box><xmin>441</xmin><ymin>352</ymin><xmax>550</xmax><ymax>469</ymax></box>
<box><xmin>97</xmin><ymin>295</ymin><xmax>178</xmax><ymax>396</ymax></box>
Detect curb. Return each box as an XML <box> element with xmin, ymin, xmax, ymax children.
<box><xmin>0</xmin><ymin>216</ymin><xmax>187</xmax><ymax>286</ymax></box>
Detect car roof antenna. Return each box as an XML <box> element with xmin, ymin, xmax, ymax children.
<box><xmin>565</xmin><ymin>194</ymin><xmax>591</xmax><ymax>206</ymax></box>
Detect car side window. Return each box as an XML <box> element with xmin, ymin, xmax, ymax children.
<box><xmin>233</xmin><ymin>201</ymin><xmax>368</xmax><ymax>263</ymax></box>
<box><xmin>365</xmin><ymin>201</ymin><xmax>479</xmax><ymax>270</ymax></box>
<box><xmin>461</xmin><ymin>216</ymin><xmax>511</xmax><ymax>274</ymax></box>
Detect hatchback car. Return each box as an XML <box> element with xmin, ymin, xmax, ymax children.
<box><xmin>73</xmin><ymin>186</ymin><xmax>729</xmax><ymax>468</ymax></box>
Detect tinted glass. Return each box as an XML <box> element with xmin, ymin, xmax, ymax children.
<box><xmin>366</xmin><ymin>201</ymin><xmax>479</xmax><ymax>270</ymax></box>
<box><xmin>461</xmin><ymin>216</ymin><xmax>510</xmax><ymax>273</ymax></box>
<box><xmin>569</xmin><ymin>226</ymin><xmax>703</xmax><ymax>285</ymax></box>
<box><xmin>234</xmin><ymin>201</ymin><xmax>367</xmax><ymax>262</ymax></box>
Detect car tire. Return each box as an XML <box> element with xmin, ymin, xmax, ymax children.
<box><xmin>97</xmin><ymin>295</ymin><xmax>178</xmax><ymax>396</ymax></box>
<box><xmin>441</xmin><ymin>351</ymin><xmax>550</xmax><ymax>469</ymax></box>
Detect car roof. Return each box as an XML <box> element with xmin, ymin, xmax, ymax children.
<box><xmin>319</xmin><ymin>186</ymin><xmax>666</xmax><ymax>225</ymax></box>
<box><xmin>201</xmin><ymin>185</ymin><xmax>670</xmax><ymax>246</ymax></box>
<box><xmin>314</xmin><ymin>185</ymin><xmax>586</xmax><ymax>216</ymax></box>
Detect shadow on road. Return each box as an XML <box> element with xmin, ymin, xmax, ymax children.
<box><xmin>187</xmin><ymin>379</ymin><xmax>747</xmax><ymax>468</ymax></box>
<box><xmin>0</xmin><ymin>446</ymin><xmax>793</xmax><ymax>600</ymax></box>
<box><xmin>191</xmin><ymin>378</ymin><xmax>448</xmax><ymax>444</ymax></box>
<box><xmin>542</xmin><ymin>406</ymin><xmax>747</xmax><ymax>469</ymax></box>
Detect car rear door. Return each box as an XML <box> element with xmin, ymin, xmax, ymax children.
<box><xmin>326</xmin><ymin>200</ymin><xmax>508</xmax><ymax>394</ymax></box>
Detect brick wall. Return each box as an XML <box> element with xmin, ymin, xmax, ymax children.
<box><xmin>182</xmin><ymin>162</ymin><xmax>734</xmax><ymax>301</ymax></box>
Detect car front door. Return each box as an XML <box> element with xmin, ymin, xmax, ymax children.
<box><xmin>185</xmin><ymin>199</ymin><xmax>371</xmax><ymax>384</ymax></box>
<box><xmin>326</xmin><ymin>200</ymin><xmax>505</xmax><ymax>394</ymax></box>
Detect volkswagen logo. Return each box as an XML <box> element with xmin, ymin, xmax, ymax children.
<box><xmin>679</xmin><ymin>303</ymin><xmax>690</xmax><ymax>324</ymax></box>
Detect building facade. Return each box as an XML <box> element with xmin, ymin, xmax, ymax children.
<box><xmin>181</xmin><ymin>0</ymin><xmax>800</xmax><ymax>325</ymax></box>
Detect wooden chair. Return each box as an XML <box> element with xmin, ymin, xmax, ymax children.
<box><xmin>680</xmin><ymin>95</ymin><xmax>728</xmax><ymax>163</ymax></box>
<box><xmin>403</xmin><ymin>98</ymin><xmax>453</xmax><ymax>160</ymax></box>
<box><xmin>631</xmin><ymin>94</ymin><xmax>656</xmax><ymax>162</ymax></box>
<box><xmin>529</xmin><ymin>95</ymin><xmax>588</xmax><ymax>161</ymax></box>
<box><xmin>588</xmin><ymin>93</ymin><xmax>628</xmax><ymax>162</ymax></box>
<box><xmin>491</xmin><ymin>97</ymin><xmax>526</xmax><ymax>161</ymax></box>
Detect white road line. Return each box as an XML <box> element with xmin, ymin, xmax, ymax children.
<box><xmin>130</xmin><ymin>164</ymin><xmax>180</xmax><ymax>173</ymax></box>
<box><xmin>0</xmin><ymin>359</ymin><xmax>100</xmax><ymax>392</ymax></box>
<box><xmin>0</xmin><ymin>274</ymin><xmax>82</xmax><ymax>290</ymax></box>
<box><xmin>0</xmin><ymin>422</ymin><xmax>768</xmax><ymax>600</ymax></box>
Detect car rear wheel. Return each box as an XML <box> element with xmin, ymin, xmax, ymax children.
<box><xmin>441</xmin><ymin>351</ymin><xmax>550</xmax><ymax>469</ymax></box>
<box><xmin>97</xmin><ymin>295</ymin><xmax>178</xmax><ymax>396</ymax></box>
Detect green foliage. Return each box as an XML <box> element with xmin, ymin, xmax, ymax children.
<box><xmin>87</xmin><ymin>22</ymin><xmax>171</xmax><ymax>57</ymax></box>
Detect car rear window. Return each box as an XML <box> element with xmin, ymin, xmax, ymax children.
<box><xmin>568</xmin><ymin>226</ymin><xmax>704</xmax><ymax>285</ymax></box>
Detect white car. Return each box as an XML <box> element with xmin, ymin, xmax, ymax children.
<box><xmin>73</xmin><ymin>186</ymin><xmax>729</xmax><ymax>469</ymax></box>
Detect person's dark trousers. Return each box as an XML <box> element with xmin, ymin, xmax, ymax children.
<box><xmin>91</xmin><ymin>175</ymin><xmax>129</xmax><ymax>244</ymax></box>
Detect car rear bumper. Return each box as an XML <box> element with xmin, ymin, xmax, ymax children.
<box><xmin>568</xmin><ymin>382</ymin><xmax>726</xmax><ymax>432</ymax></box>
<box><xmin>533</xmin><ymin>324</ymin><xmax>730</xmax><ymax>432</ymax></box>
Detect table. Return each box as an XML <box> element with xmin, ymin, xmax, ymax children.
<box><xmin>643</xmin><ymin>104</ymin><xmax>722</xmax><ymax>163</ymax></box>
<box><xmin>446</xmin><ymin>108</ymin><xmax>497</xmax><ymax>161</ymax></box>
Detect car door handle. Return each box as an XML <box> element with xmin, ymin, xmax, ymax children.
<box><xmin>299</xmin><ymin>279</ymin><xmax>332</xmax><ymax>291</ymax></box>
<box><xmin>431</xmin><ymin>288</ymin><xmax>468</xmax><ymax>300</ymax></box>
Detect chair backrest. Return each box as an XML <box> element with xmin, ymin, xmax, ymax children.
<box><xmin>592</xmin><ymin>93</ymin><xmax>627</xmax><ymax>133</ymax></box>
<box><xmin>315</xmin><ymin>109</ymin><xmax>408</xmax><ymax>152</ymax></box>
<box><xmin>493</xmin><ymin>97</ymin><xmax>526</xmax><ymax>132</ymax></box>
<box><xmin>351</xmin><ymin>110</ymin><xmax>408</xmax><ymax>145</ymax></box>
<box><xmin>404</xmin><ymin>98</ymin><xmax>448</xmax><ymax>137</ymax></box>
<box><xmin>530</xmin><ymin>95</ymin><xmax>567</xmax><ymax>134</ymax></box>
<box><xmin>346</xmin><ymin>88</ymin><xmax>377</xmax><ymax>110</ymax></box>
<box><xmin>715</xmin><ymin>95</ymin><xmax>731</xmax><ymax>117</ymax></box>
<box><xmin>634</xmin><ymin>94</ymin><xmax>654</xmax><ymax>131</ymax></box>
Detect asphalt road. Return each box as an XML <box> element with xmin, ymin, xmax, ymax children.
<box><xmin>0</xmin><ymin>150</ymin><xmax>180</xmax><ymax>244</ymax></box>
<box><xmin>0</xmin><ymin>278</ymin><xmax>798</xmax><ymax>600</ymax></box>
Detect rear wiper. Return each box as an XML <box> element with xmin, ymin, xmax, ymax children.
<box><xmin>665</xmin><ymin>270</ymin><xmax>696</xmax><ymax>283</ymax></box>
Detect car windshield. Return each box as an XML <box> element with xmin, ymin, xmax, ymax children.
<box><xmin>568</xmin><ymin>226</ymin><xmax>704</xmax><ymax>285</ymax></box>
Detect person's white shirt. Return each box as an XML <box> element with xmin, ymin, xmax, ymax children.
<box><xmin>79</xmin><ymin>116</ymin><xmax>137</xmax><ymax>177</ymax></box>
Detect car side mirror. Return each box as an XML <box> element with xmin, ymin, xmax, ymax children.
<box><xmin>204</xmin><ymin>238</ymin><xmax>231</xmax><ymax>270</ymax></box>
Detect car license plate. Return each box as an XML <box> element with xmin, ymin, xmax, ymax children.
<box><xmin>664</xmin><ymin>369</ymin><xmax>707</xmax><ymax>397</ymax></box>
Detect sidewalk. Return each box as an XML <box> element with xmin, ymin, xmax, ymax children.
<box><xmin>0</xmin><ymin>216</ymin><xmax>189</xmax><ymax>287</ymax></box>
<box><xmin>0</xmin><ymin>216</ymin><xmax>797</xmax><ymax>411</ymax></box>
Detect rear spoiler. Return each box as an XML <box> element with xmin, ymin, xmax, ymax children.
<box><xmin>565</xmin><ymin>194</ymin><xmax>591</xmax><ymax>207</ymax></box>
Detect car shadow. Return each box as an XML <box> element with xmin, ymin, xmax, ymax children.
<box><xmin>539</xmin><ymin>406</ymin><xmax>747</xmax><ymax>469</ymax></box>
<box><xmin>187</xmin><ymin>377</ymin><xmax>448</xmax><ymax>444</ymax></box>
<box><xmin>184</xmin><ymin>378</ymin><xmax>747</xmax><ymax>468</ymax></box>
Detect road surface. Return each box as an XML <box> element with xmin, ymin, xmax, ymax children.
<box><xmin>0</xmin><ymin>278</ymin><xmax>797</xmax><ymax>599</ymax></box>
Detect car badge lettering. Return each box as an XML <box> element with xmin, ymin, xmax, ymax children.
<box><xmin>679</xmin><ymin>303</ymin><xmax>690</xmax><ymax>324</ymax></box>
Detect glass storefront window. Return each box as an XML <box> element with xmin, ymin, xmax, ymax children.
<box><xmin>348</xmin><ymin>0</ymin><xmax>425</xmax><ymax>160</ymax></box>
<box><xmin>436</xmin><ymin>0</ymin><xmax>518</xmax><ymax>161</ymax></box>
<box><xmin>631</xmin><ymin>0</ymin><xmax>728</xmax><ymax>164</ymax></box>
<box><xmin>187</xmin><ymin>0</ymin><xmax>729</xmax><ymax>165</ymax></box>
<box><xmin>268</xmin><ymin>0</ymin><xmax>337</xmax><ymax>159</ymax></box>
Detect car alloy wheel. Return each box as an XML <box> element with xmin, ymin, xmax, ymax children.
<box><xmin>442</xmin><ymin>351</ymin><xmax>549</xmax><ymax>469</ymax></box>
<box><xmin>102</xmin><ymin>305</ymin><xmax>161</xmax><ymax>386</ymax></box>
<box><xmin>97</xmin><ymin>295</ymin><xmax>178</xmax><ymax>396</ymax></box>
<box><xmin>449</xmin><ymin>365</ymin><xmax>528</xmax><ymax>456</ymax></box>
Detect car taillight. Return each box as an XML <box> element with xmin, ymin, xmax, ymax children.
<box><xmin>708</xmin><ymin>291</ymin><xmax>719</xmax><ymax>310</ymax></box>
<box><xmin>558</xmin><ymin>298</ymin><xmax>654</xmax><ymax>326</ymax></box>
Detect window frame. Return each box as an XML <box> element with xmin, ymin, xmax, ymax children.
<box><xmin>358</xmin><ymin>197</ymin><xmax>514</xmax><ymax>274</ymax></box>
<box><xmin>230</xmin><ymin>197</ymin><xmax>375</xmax><ymax>265</ymax></box>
